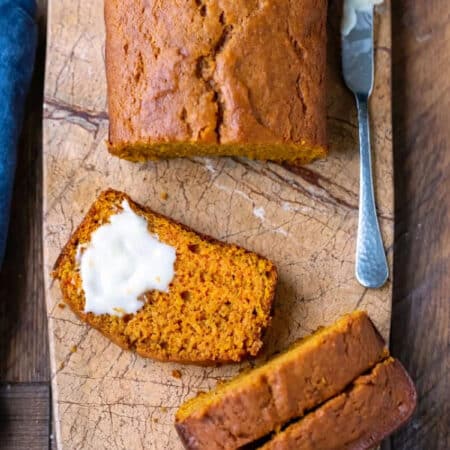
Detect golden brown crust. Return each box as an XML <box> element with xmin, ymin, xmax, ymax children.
<box><xmin>175</xmin><ymin>311</ymin><xmax>389</xmax><ymax>449</ymax></box>
<box><xmin>260</xmin><ymin>358</ymin><xmax>417</xmax><ymax>450</ymax></box>
<box><xmin>104</xmin><ymin>0</ymin><xmax>327</xmax><ymax>164</ymax></box>
<box><xmin>53</xmin><ymin>189</ymin><xmax>278</xmax><ymax>364</ymax></box>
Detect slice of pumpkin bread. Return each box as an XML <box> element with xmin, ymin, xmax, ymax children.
<box><xmin>175</xmin><ymin>311</ymin><xmax>388</xmax><ymax>449</ymax></box>
<box><xmin>260</xmin><ymin>358</ymin><xmax>417</xmax><ymax>450</ymax></box>
<box><xmin>53</xmin><ymin>189</ymin><xmax>277</xmax><ymax>364</ymax></box>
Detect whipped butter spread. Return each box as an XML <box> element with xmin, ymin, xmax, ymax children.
<box><xmin>341</xmin><ymin>0</ymin><xmax>383</xmax><ymax>36</ymax></box>
<box><xmin>78</xmin><ymin>200</ymin><xmax>176</xmax><ymax>317</ymax></box>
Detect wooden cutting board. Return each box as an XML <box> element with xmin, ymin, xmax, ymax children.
<box><xmin>43</xmin><ymin>1</ymin><xmax>393</xmax><ymax>448</ymax></box>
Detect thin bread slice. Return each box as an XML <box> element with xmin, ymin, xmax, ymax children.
<box><xmin>175</xmin><ymin>311</ymin><xmax>388</xmax><ymax>449</ymax></box>
<box><xmin>53</xmin><ymin>189</ymin><xmax>277</xmax><ymax>364</ymax></box>
<box><xmin>260</xmin><ymin>358</ymin><xmax>417</xmax><ymax>450</ymax></box>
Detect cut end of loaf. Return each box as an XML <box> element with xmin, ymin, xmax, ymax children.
<box><xmin>107</xmin><ymin>141</ymin><xmax>328</xmax><ymax>166</ymax></box>
<box><xmin>53</xmin><ymin>189</ymin><xmax>278</xmax><ymax>364</ymax></box>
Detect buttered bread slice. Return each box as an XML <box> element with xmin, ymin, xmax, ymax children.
<box><xmin>53</xmin><ymin>189</ymin><xmax>277</xmax><ymax>364</ymax></box>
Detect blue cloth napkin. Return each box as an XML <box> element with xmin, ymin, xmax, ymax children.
<box><xmin>0</xmin><ymin>0</ymin><xmax>37</xmax><ymax>265</ymax></box>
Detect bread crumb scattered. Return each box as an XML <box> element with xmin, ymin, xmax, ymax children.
<box><xmin>58</xmin><ymin>303</ymin><xmax>66</xmax><ymax>309</ymax></box>
<box><xmin>172</xmin><ymin>369</ymin><xmax>182</xmax><ymax>379</ymax></box>
<box><xmin>160</xmin><ymin>407</ymin><xmax>168</xmax><ymax>413</ymax></box>
<box><xmin>160</xmin><ymin>191</ymin><xmax>169</xmax><ymax>201</ymax></box>
<box><xmin>70</xmin><ymin>345</ymin><xmax>78</xmax><ymax>353</ymax></box>
<box><xmin>153</xmin><ymin>418</ymin><xmax>159</xmax><ymax>423</ymax></box>
<box><xmin>59</xmin><ymin>361</ymin><xmax>65</xmax><ymax>370</ymax></box>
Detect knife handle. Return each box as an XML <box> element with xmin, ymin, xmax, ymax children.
<box><xmin>355</xmin><ymin>93</ymin><xmax>389</xmax><ymax>288</ymax></box>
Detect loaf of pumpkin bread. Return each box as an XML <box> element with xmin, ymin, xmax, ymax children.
<box><xmin>53</xmin><ymin>190</ymin><xmax>277</xmax><ymax>364</ymax></box>
<box><xmin>175</xmin><ymin>311</ymin><xmax>388</xmax><ymax>449</ymax></box>
<box><xmin>260</xmin><ymin>358</ymin><xmax>417</xmax><ymax>450</ymax></box>
<box><xmin>105</xmin><ymin>0</ymin><xmax>327</xmax><ymax>165</ymax></box>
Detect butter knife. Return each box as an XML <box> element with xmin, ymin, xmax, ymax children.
<box><xmin>341</xmin><ymin>5</ymin><xmax>389</xmax><ymax>288</ymax></box>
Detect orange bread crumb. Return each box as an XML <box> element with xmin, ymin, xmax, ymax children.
<box><xmin>172</xmin><ymin>370</ymin><xmax>182</xmax><ymax>379</ymax></box>
<box><xmin>53</xmin><ymin>190</ymin><xmax>277</xmax><ymax>364</ymax></box>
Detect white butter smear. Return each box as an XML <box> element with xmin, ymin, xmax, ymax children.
<box><xmin>341</xmin><ymin>0</ymin><xmax>383</xmax><ymax>36</ymax></box>
<box><xmin>78</xmin><ymin>200</ymin><xmax>176</xmax><ymax>317</ymax></box>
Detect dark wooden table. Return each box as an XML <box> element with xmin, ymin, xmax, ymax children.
<box><xmin>0</xmin><ymin>1</ymin><xmax>448</xmax><ymax>449</ymax></box>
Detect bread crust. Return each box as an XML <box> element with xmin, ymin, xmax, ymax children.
<box><xmin>104</xmin><ymin>0</ymin><xmax>328</xmax><ymax>164</ymax></box>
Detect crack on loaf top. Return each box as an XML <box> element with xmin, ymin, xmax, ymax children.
<box><xmin>193</xmin><ymin>8</ymin><xmax>235</xmax><ymax>143</ymax></box>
